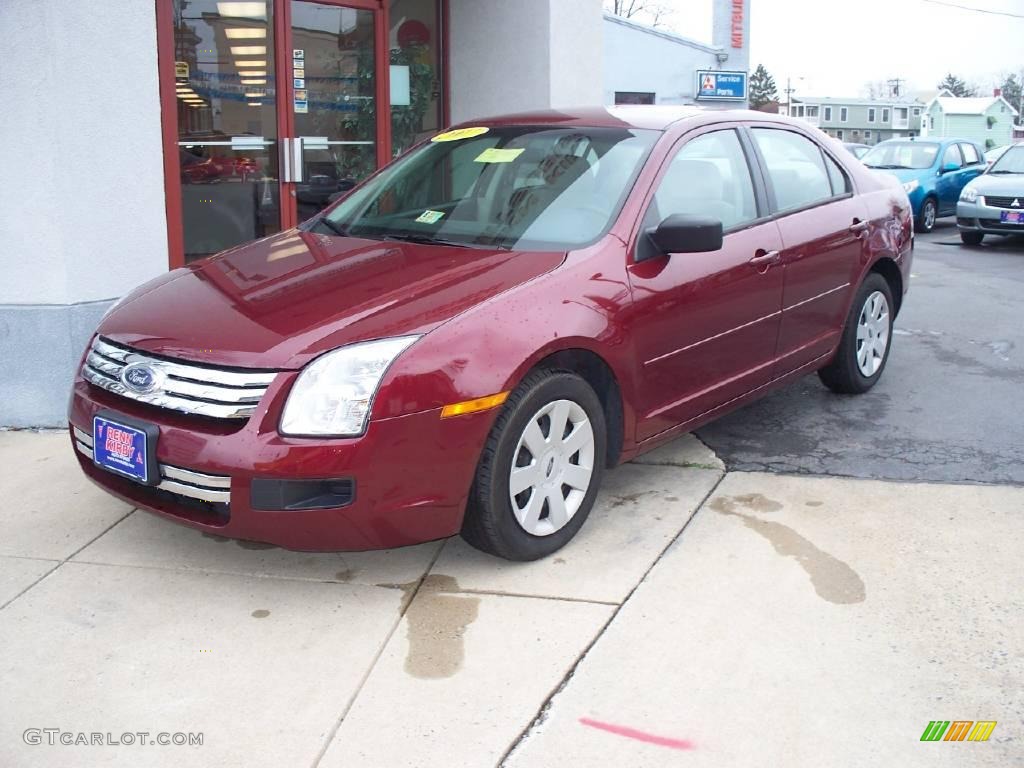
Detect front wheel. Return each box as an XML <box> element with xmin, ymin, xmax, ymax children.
<box><xmin>462</xmin><ymin>370</ymin><xmax>606</xmax><ymax>561</ymax></box>
<box><xmin>960</xmin><ymin>231</ymin><xmax>984</xmax><ymax>246</ymax></box>
<box><xmin>915</xmin><ymin>198</ymin><xmax>937</xmax><ymax>233</ymax></box>
<box><xmin>818</xmin><ymin>273</ymin><xmax>894</xmax><ymax>394</ymax></box>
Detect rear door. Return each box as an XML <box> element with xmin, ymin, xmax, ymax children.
<box><xmin>935</xmin><ymin>143</ymin><xmax>965</xmax><ymax>214</ymax></box>
<box><xmin>747</xmin><ymin>126</ymin><xmax>867</xmax><ymax>375</ymax></box>
<box><xmin>956</xmin><ymin>142</ymin><xmax>986</xmax><ymax>194</ymax></box>
<box><xmin>626</xmin><ymin>126</ymin><xmax>785</xmax><ymax>442</ymax></box>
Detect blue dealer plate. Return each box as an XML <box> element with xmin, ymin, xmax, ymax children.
<box><xmin>1000</xmin><ymin>211</ymin><xmax>1024</xmax><ymax>224</ymax></box>
<box><xmin>93</xmin><ymin>416</ymin><xmax>152</xmax><ymax>483</ymax></box>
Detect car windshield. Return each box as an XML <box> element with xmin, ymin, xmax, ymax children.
<box><xmin>319</xmin><ymin>125</ymin><xmax>658</xmax><ymax>250</ymax></box>
<box><xmin>988</xmin><ymin>145</ymin><xmax>1024</xmax><ymax>174</ymax></box>
<box><xmin>862</xmin><ymin>141</ymin><xmax>939</xmax><ymax>170</ymax></box>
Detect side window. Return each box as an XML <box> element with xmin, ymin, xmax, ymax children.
<box><xmin>942</xmin><ymin>144</ymin><xmax>962</xmax><ymax>169</ymax></box>
<box><xmin>751</xmin><ymin>128</ymin><xmax>833</xmax><ymax>212</ymax></box>
<box><xmin>823</xmin><ymin>152</ymin><xmax>850</xmax><ymax>196</ymax></box>
<box><xmin>960</xmin><ymin>143</ymin><xmax>981</xmax><ymax>165</ymax></box>
<box><xmin>643</xmin><ymin>129</ymin><xmax>758</xmax><ymax>232</ymax></box>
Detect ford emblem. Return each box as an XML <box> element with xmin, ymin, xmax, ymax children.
<box><xmin>121</xmin><ymin>362</ymin><xmax>163</xmax><ymax>394</ymax></box>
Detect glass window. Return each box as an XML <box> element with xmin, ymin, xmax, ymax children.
<box><xmin>882</xmin><ymin>108</ymin><xmax>890</xmax><ymax>122</ymax></box>
<box><xmin>862</xmin><ymin>141</ymin><xmax>940</xmax><ymax>170</ymax></box>
<box><xmin>389</xmin><ymin>0</ymin><xmax>444</xmax><ymax>156</ymax></box>
<box><xmin>806</xmin><ymin>106</ymin><xmax>819</xmax><ymax>118</ymax></box>
<box><xmin>989</xmin><ymin>145</ymin><xmax>1024</xmax><ymax>173</ymax></box>
<box><xmin>824</xmin><ymin>106</ymin><xmax>832</xmax><ymax>122</ymax></box>
<box><xmin>913</xmin><ymin>107</ymin><xmax>921</xmax><ymax>116</ymax></box>
<box><xmin>942</xmin><ymin>144</ymin><xmax>962</xmax><ymax>168</ymax></box>
<box><xmin>323</xmin><ymin>126</ymin><xmax>658</xmax><ymax>250</ymax></box>
<box><xmin>840</xmin><ymin>107</ymin><xmax>848</xmax><ymax>122</ymax></box>
<box><xmin>752</xmin><ymin>128</ymin><xmax>833</xmax><ymax>212</ymax></box>
<box><xmin>868</xmin><ymin>108</ymin><xmax>876</xmax><ymax>122</ymax></box>
<box><xmin>824</xmin><ymin>152</ymin><xmax>850</xmax><ymax>196</ymax></box>
<box><xmin>173</xmin><ymin>0</ymin><xmax>281</xmax><ymax>262</ymax></box>
<box><xmin>960</xmin><ymin>143</ymin><xmax>980</xmax><ymax>165</ymax></box>
<box><xmin>642</xmin><ymin>130</ymin><xmax>758</xmax><ymax>232</ymax></box>
<box><xmin>615</xmin><ymin>92</ymin><xmax>656</xmax><ymax>105</ymax></box>
<box><xmin>864</xmin><ymin>130</ymin><xmax>871</xmax><ymax>140</ymax></box>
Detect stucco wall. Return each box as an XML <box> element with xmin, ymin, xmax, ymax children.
<box><xmin>448</xmin><ymin>0</ymin><xmax>603</xmax><ymax>123</ymax></box>
<box><xmin>0</xmin><ymin>0</ymin><xmax>167</xmax><ymax>425</ymax></box>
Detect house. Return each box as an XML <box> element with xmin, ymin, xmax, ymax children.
<box><xmin>780</xmin><ymin>97</ymin><xmax>926</xmax><ymax>145</ymax></box>
<box><xmin>921</xmin><ymin>93</ymin><xmax>1019</xmax><ymax>149</ymax></box>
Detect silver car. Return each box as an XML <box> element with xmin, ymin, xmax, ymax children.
<box><xmin>957</xmin><ymin>143</ymin><xmax>1024</xmax><ymax>245</ymax></box>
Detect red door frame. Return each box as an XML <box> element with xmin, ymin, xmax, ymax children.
<box><xmin>156</xmin><ymin>0</ymin><xmax>449</xmax><ymax>268</ymax></box>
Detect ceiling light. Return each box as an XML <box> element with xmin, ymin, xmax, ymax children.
<box><xmin>240</xmin><ymin>78</ymin><xmax>267</xmax><ymax>85</ymax></box>
<box><xmin>247</xmin><ymin>102</ymin><xmax>263</xmax><ymax>107</ymax></box>
<box><xmin>237</xmin><ymin>70</ymin><xmax>266</xmax><ymax>77</ymax></box>
<box><xmin>244</xmin><ymin>91</ymin><xmax>264</xmax><ymax>98</ymax></box>
<box><xmin>217</xmin><ymin>2</ymin><xmax>266</xmax><ymax>19</ymax></box>
<box><xmin>225</xmin><ymin>28</ymin><xmax>266</xmax><ymax>39</ymax></box>
<box><xmin>235</xmin><ymin>59</ymin><xmax>265</xmax><ymax>68</ymax></box>
<box><xmin>190</xmin><ymin>103</ymin><xmax>207</xmax><ymax>108</ymax></box>
<box><xmin>231</xmin><ymin>45</ymin><xmax>266</xmax><ymax>56</ymax></box>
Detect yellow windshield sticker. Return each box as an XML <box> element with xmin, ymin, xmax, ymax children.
<box><xmin>474</xmin><ymin>147</ymin><xmax>525</xmax><ymax>164</ymax></box>
<box><xmin>415</xmin><ymin>210</ymin><xmax>445</xmax><ymax>224</ymax></box>
<box><xmin>432</xmin><ymin>126</ymin><xmax>490</xmax><ymax>142</ymax></box>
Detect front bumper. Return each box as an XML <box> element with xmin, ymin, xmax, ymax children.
<box><xmin>68</xmin><ymin>375</ymin><xmax>496</xmax><ymax>551</ymax></box>
<box><xmin>956</xmin><ymin>200</ymin><xmax>1024</xmax><ymax>235</ymax></box>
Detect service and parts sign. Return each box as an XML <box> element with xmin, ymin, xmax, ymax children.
<box><xmin>696</xmin><ymin>70</ymin><xmax>748</xmax><ymax>101</ymax></box>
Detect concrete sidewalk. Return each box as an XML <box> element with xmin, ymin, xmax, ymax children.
<box><xmin>0</xmin><ymin>430</ymin><xmax>1019</xmax><ymax>767</ymax></box>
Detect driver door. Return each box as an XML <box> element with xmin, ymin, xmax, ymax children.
<box><xmin>627</xmin><ymin>127</ymin><xmax>785</xmax><ymax>442</ymax></box>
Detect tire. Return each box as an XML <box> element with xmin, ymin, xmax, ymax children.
<box><xmin>462</xmin><ymin>370</ymin><xmax>607</xmax><ymax>561</ymax></box>
<box><xmin>818</xmin><ymin>273</ymin><xmax>895</xmax><ymax>395</ymax></box>
<box><xmin>960</xmin><ymin>231</ymin><xmax>984</xmax><ymax>246</ymax></box>
<box><xmin>915</xmin><ymin>197</ymin><xmax>937</xmax><ymax>233</ymax></box>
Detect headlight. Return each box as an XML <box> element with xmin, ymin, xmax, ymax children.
<box><xmin>959</xmin><ymin>186</ymin><xmax>980</xmax><ymax>203</ymax></box>
<box><xmin>902</xmin><ymin>179</ymin><xmax>920</xmax><ymax>194</ymax></box>
<box><xmin>280</xmin><ymin>336</ymin><xmax>420</xmax><ymax>437</ymax></box>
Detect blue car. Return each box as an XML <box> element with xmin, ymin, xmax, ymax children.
<box><xmin>861</xmin><ymin>137</ymin><xmax>986</xmax><ymax>232</ymax></box>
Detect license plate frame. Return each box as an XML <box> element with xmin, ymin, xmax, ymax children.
<box><xmin>92</xmin><ymin>411</ymin><xmax>160</xmax><ymax>486</ymax></box>
<box><xmin>999</xmin><ymin>210</ymin><xmax>1024</xmax><ymax>224</ymax></box>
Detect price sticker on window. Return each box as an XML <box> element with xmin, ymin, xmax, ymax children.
<box><xmin>432</xmin><ymin>127</ymin><xmax>490</xmax><ymax>142</ymax></box>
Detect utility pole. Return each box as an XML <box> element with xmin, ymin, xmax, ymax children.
<box><xmin>887</xmin><ymin>78</ymin><xmax>905</xmax><ymax>98</ymax></box>
<box><xmin>785</xmin><ymin>75</ymin><xmax>803</xmax><ymax>115</ymax></box>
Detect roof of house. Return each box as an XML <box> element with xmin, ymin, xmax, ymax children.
<box><xmin>791</xmin><ymin>96</ymin><xmax>924</xmax><ymax>107</ymax></box>
<box><xmin>929</xmin><ymin>96</ymin><xmax>1020</xmax><ymax>116</ymax></box>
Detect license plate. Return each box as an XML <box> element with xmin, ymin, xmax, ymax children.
<box><xmin>1000</xmin><ymin>210</ymin><xmax>1024</xmax><ymax>224</ymax></box>
<box><xmin>93</xmin><ymin>415</ymin><xmax>155</xmax><ymax>484</ymax></box>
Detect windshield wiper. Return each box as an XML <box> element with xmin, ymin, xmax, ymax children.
<box><xmin>314</xmin><ymin>216</ymin><xmax>348</xmax><ymax>237</ymax></box>
<box><xmin>380</xmin><ymin>233</ymin><xmax>475</xmax><ymax>248</ymax></box>
<box><xmin>866</xmin><ymin>164</ymin><xmax>908</xmax><ymax>169</ymax></box>
<box><xmin>988</xmin><ymin>169</ymin><xmax>1021</xmax><ymax>174</ymax></box>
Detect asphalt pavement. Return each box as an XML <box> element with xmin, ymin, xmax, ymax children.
<box><xmin>698</xmin><ymin>221</ymin><xmax>1024</xmax><ymax>485</ymax></box>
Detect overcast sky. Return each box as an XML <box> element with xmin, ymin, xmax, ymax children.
<box><xmin>627</xmin><ymin>0</ymin><xmax>1024</xmax><ymax>100</ymax></box>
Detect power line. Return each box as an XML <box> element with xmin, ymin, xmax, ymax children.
<box><xmin>922</xmin><ymin>0</ymin><xmax>1024</xmax><ymax>19</ymax></box>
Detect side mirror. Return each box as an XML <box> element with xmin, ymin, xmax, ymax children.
<box><xmin>648</xmin><ymin>214</ymin><xmax>723</xmax><ymax>257</ymax></box>
<box><xmin>940</xmin><ymin>162</ymin><xmax>960</xmax><ymax>174</ymax></box>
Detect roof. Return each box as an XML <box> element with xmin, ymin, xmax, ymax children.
<box><xmin>458</xmin><ymin>106</ymin><xmax>781</xmax><ymax>131</ymax></box>
<box><xmin>602</xmin><ymin>13</ymin><xmax>722</xmax><ymax>55</ymax></box>
<box><xmin>791</xmin><ymin>96</ymin><xmax>925</xmax><ymax>107</ymax></box>
<box><xmin>929</xmin><ymin>96</ymin><xmax>1019</xmax><ymax>116</ymax></box>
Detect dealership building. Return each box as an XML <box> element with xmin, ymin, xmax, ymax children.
<box><xmin>0</xmin><ymin>0</ymin><xmax>750</xmax><ymax>426</ymax></box>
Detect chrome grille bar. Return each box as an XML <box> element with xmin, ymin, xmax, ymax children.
<box><xmin>82</xmin><ymin>336</ymin><xmax>277</xmax><ymax>419</ymax></box>
<box><xmin>73</xmin><ymin>427</ymin><xmax>231</xmax><ymax>504</ymax></box>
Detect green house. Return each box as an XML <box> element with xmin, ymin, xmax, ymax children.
<box><xmin>922</xmin><ymin>96</ymin><xmax>1019</xmax><ymax>150</ymax></box>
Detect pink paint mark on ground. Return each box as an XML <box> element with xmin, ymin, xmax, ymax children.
<box><xmin>578</xmin><ymin>717</ymin><xmax>695</xmax><ymax>751</ymax></box>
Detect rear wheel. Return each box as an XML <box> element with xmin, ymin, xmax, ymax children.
<box><xmin>915</xmin><ymin>197</ymin><xmax>937</xmax><ymax>233</ymax></box>
<box><xmin>818</xmin><ymin>273</ymin><xmax>894</xmax><ymax>394</ymax></box>
<box><xmin>462</xmin><ymin>370</ymin><xmax>606</xmax><ymax>561</ymax></box>
<box><xmin>960</xmin><ymin>231</ymin><xmax>984</xmax><ymax>246</ymax></box>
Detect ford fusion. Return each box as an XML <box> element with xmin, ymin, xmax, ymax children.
<box><xmin>70</xmin><ymin>107</ymin><xmax>913</xmax><ymax>561</ymax></box>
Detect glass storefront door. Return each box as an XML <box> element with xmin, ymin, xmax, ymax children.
<box><xmin>168</xmin><ymin>0</ymin><xmax>443</xmax><ymax>264</ymax></box>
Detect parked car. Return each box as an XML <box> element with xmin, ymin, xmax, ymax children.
<box><xmin>984</xmin><ymin>143</ymin><xmax>1015</xmax><ymax>167</ymax></box>
<box><xmin>69</xmin><ymin>107</ymin><xmax>913</xmax><ymax>561</ymax></box>
<box><xmin>843</xmin><ymin>142</ymin><xmax>870</xmax><ymax>160</ymax></box>
<box><xmin>957</xmin><ymin>143</ymin><xmax>1024</xmax><ymax>245</ymax></box>
<box><xmin>862</xmin><ymin>137</ymin><xmax>986</xmax><ymax>232</ymax></box>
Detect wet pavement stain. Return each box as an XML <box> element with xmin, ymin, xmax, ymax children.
<box><xmin>806</xmin><ymin>501</ymin><xmax>824</xmax><ymax>507</ymax></box>
<box><xmin>334</xmin><ymin>568</ymin><xmax>356</xmax><ymax>582</ymax></box>
<box><xmin>236</xmin><ymin>540</ymin><xmax>276</xmax><ymax>550</ymax></box>
<box><xmin>403</xmin><ymin>575</ymin><xmax>480</xmax><ymax>679</ymax></box>
<box><xmin>251</xmin><ymin>609</ymin><xmax>270</xmax><ymax>618</ymax></box>
<box><xmin>711</xmin><ymin>496</ymin><xmax>866</xmax><ymax>605</ymax></box>
<box><xmin>610</xmin><ymin>491</ymin><xmax>654</xmax><ymax>508</ymax></box>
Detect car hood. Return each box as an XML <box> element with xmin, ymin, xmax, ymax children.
<box><xmin>967</xmin><ymin>173</ymin><xmax>1024</xmax><ymax>194</ymax></box>
<box><xmin>100</xmin><ymin>229</ymin><xmax>566</xmax><ymax>369</ymax></box>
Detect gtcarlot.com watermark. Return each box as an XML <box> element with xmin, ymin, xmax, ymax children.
<box><xmin>23</xmin><ymin>729</ymin><xmax>203</xmax><ymax>747</ymax></box>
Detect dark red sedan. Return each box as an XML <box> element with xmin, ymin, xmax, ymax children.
<box><xmin>69</xmin><ymin>107</ymin><xmax>913</xmax><ymax>560</ymax></box>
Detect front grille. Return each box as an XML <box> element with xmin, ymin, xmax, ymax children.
<box><xmin>74</xmin><ymin>427</ymin><xmax>231</xmax><ymax>505</ymax></box>
<box><xmin>983</xmin><ymin>195</ymin><xmax>1024</xmax><ymax>209</ymax></box>
<box><xmin>82</xmin><ymin>336</ymin><xmax>277</xmax><ymax>420</ymax></box>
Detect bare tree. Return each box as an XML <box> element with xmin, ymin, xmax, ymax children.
<box><xmin>604</xmin><ymin>0</ymin><xmax>671</xmax><ymax>28</ymax></box>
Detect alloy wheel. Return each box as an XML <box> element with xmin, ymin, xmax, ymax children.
<box><xmin>923</xmin><ymin>201</ymin><xmax>936</xmax><ymax>230</ymax></box>
<box><xmin>856</xmin><ymin>290</ymin><xmax>890</xmax><ymax>377</ymax></box>
<box><xmin>509</xmin><ymin>399</ymin><xmax>595</xmax><ymax>536</ymax></box>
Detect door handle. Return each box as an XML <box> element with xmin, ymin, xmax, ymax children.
<box><xmin>749</xmin><ymin>249</ymin><xmax>780</xmax><ymax>267</ymax></box>
<box><xmin>849</xmin><ymin>220</ymin><xmax>870</xmax><ymax>235</ymax></box>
